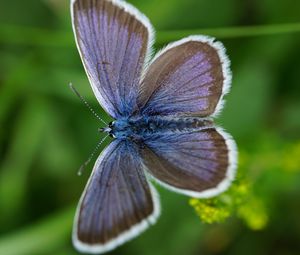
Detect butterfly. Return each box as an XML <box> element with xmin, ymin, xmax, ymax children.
<box><xmin>71</xmin><ymin>0</ymin><xmax>237</xmax><ymax>253</ymax></box>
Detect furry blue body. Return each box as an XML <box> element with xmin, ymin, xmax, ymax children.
<box><xmin>110</xmin><ymin>116</ymin><xmax>213</xmax><ymax>140</ymax></box>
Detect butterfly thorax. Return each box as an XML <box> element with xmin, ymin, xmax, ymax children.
<box><xmin>108</xmin><ymin>116</ymin><xmax>213</xmax><ymax>140</ymax></box>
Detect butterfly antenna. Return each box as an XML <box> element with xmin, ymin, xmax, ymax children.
<box><xmin>69</xmin><ymin>83</ymin><xmax>107</xmax><ymax>126</ymax></box>
<box><xmin>77</xmin><ymin>134</ymin><xmax>109</xmax><ymax>176</ymax></box>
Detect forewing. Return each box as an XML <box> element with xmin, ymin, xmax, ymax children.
<box><xmin>140</xmin><ymin>127</ymin><xmax>237</xmax><ymax>198</ymax></box>
<box><xmin>73</xmin><ymin>140</ymin><xmax>160</xmax><ymax>254</ymax></box>
<box><xmin>137</xmin><ymin>36</ymin><xmax>231</xmax><ymax>117</ymax></box>
<box><xmin>71</xmin><ymin>0</ymin><xmax>154</xmax><ymax>118</ymax></box>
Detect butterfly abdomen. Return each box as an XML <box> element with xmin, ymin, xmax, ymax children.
<box><xmin>111</xmin><ymin>116</ymin><xmax>214</xmax><ymax>140</ymax></box>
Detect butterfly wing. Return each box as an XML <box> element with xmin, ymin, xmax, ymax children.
<box><xmin>140</xmin><ymin>127</ymin><xmax>237</xmax><ymax>198</ymax></box>
<box><xmin>137</xmin><ymin>36</ymin><xmax>231</xmax><ymax>117</ymax></box>
<box><xmin>73</xmin><ymin>140</ymin><xmax>160</xmax><ymax>254</ymax></box>
<box><xmin>71</xmin><ymin>0</ymin><xmax>154</xmax><ymax>118</ymax></box>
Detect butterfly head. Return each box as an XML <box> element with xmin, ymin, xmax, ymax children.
<box><xmin>99</xmin><ymin>119</ymin><xmax>138</xmax><ymax>139</ymax></box>
<box><xmin>98</xmin><ymin>121</ymin><xmax>115</xmax><ymax>138</ymax></box>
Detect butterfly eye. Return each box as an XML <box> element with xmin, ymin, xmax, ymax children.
<box><xmin>108</xmin><ymin>122</ymin><xmax>113</xmax><ymax>128</ymax></box>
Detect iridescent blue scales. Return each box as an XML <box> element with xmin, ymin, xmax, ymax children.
<box><xmin>71</xmin><ymin>0</ymin><xmax>237</xmax><ymax>253</ymax></box>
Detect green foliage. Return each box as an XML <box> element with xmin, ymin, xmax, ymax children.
<box><xmin>1</xmin><ymin>0</ymin><xmax>300</xmax><ymax>255</ymax></box>
<box><xmin>191</xmin><ymin>137</ymin><xmax>300</xmax><ymax>231</ymax></box>
<box><xmin>190</xmin><ymin>160</ymin><xmax>268</xmax><ymax>230</ymax></box>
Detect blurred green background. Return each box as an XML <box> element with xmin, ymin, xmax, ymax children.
<box><xmin>1</xmin><ymin>0</ymin><xmax>300</xmax><ymax>254</ymax></box>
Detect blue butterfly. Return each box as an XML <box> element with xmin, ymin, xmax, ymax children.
<box><xmin>71</xmin><ymin>0</ymin><xmax>237</xmax><ymax>253</ymax></box>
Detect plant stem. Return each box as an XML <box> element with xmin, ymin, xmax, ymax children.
<box><xmin>0</xmin><ymin>23</ymin><xmax>300</xmax><ymax>47</ymax></box>
<box><xmin>158</xmin><ymin>23</ymin><xmax>300</xmax><ymax>44</ymax></box>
